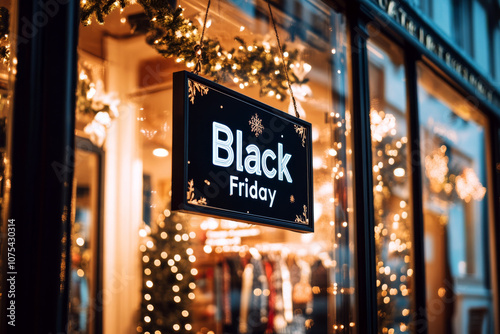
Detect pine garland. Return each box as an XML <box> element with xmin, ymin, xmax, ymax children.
<box><xmin>80</xmin><ymin>0</ymin><xmax>128</xmax><ymax>25</ymax></box>
<box><xmin>80</xmin><ymin>0</ymin><xmax>301</xmax><ymax>100</ymax></box>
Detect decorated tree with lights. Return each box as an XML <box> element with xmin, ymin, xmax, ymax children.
<box><xmin>138</xmin><ymin>209</ymin><xmax>198</xmax><ymax>334</ymax></box>
<box><xmin>370</xmin><ymin>108</ymin><xmax>413</xmax><ymax>334</ymax></box>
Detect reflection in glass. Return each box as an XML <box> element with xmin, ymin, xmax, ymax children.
<box><xmin>78</xmin><ymin>0</ymin><xmax>356</xmax><ymax>331</ymax></box>
<box><xmin>417</xmin><ymin>64</ymin><xmax>492</xmax><ymax>333</ymax></box>
<box><xmin>69</xmin><ymin>148</ymin><xmax>100</xmax><ymax>334</ymax></box>
<box><xmin>0</xmin><ymin>0</ymin><xmax>17</xmax><ymax>305</ymax></box>
<box><xmin>98</xmin><ymin>1</ymin><xmax>358</xmax><ymax>333</ymax></box>
<box><xmin>368</xmin><ymin>36</ymin><xmax>414</xmax><ymax>333</ymax></box>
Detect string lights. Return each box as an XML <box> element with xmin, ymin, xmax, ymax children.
<box><xmin>370</xmin><ymin>108</ymin><xmax>413</xmax><ymax>333</ymax></box>
<box><xmin>138</xmin><ymin>209</ymin><xmax>197</xmax><ymax>333</ymax></box>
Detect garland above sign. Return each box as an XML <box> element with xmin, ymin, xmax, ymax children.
<box><xmin>80</xmin><ymin>0</ymin><xmax>306</xmax><ymax>100</ymax></box>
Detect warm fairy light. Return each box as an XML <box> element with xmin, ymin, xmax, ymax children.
<box><xmin>143</xmin><ymin>255</ymin><xmax>150</xmax><ymax>263</ymax></box>
<box><xmin>154</xmin><ymin>259</ymin><xmax>161</xmax><ymax>266</ymax></box>
<box><xmin>191</xmin><ymin>268</ymin><xmax>198</xmax><ymax>275</ymax></box>
<box><xmin>189</xmin><ymin>232</ymin><xmax>196</xmax><ymax>238</ymax></box>
<box><xmin>394</xmin><ymin>168</ymin><xmax>405</xmax><ymax>177</ymax></box>
<box><xmin>173</xmin><ymin>324</ymin><xmax>180</xmax><ymax>331</ymax></box>
<box><xmin>144</xmin><ymin>293</ymin><xmax>151</xmax><ymax>301</ymax></box>
<box><xmin>328</xmin><ymin>148</ymin><xmax>337</xmax><ymax>156</ymax></box>
<box><xmin>161</xmin><ymin>251</ymin><xmax>168</xmax><ymax>259</ymax></box>
<box><xmin>144</xmin><ymin>316</ymin><xmax>151</xmax><ymax>323</ymax></box>
<box><xmin>188</xmin><ymin>292</ymin><xmax>195</xmax><ymax>299</ymax></box>
<box><xmin>140</xmin><ymin>245</ymin><xmax>147</xmax><ymax>252</ymax></box>
<box><xmin>146</xmin><ymin>280</ymin><xmax>153</xmax><ymax>288</ymax></box>
<box><xmin>139</xmin><ymin>229</ymin><xmax>147</xmax><ymax>237</ymax></box>
<box><xmin>77</xmin><ymin>269</ymin><xmax>84</xmax><ymax>277</ymax></box>
<box><xmin>76</xmin><ymin>237</ymin><xmax>85</xmax><ymax>246</ymax></box>
<box><xmin>204</xmin><ymin>245</ymin><xmax>213</xmax><ymax>253</ymax></box>
<box><xmin>185</xmin><ymin>324</ymin><xmax>192</xmax><ymax>330</ymax></box>
<box><xmin>186</xmin><ymin>248</ymin><xmax>194</xmax><ymax>255</ymax></box>
<box><xmin>146</xmin><ymin>240</ymin><xmax>154</xmax><ymax>248</ymax></box>
<box><xmin>189</xmin><ymin>255</ymin><xmax>196</xmax><ymax>262</ymax></box>
<box><xmin>174</xmin><ymin>235</ymin><xmax>181</xmax><ymax>242</ymax></box>
<box><xmin>144</xmin><ymin>268</ymin><xmax>151</xmax><ymax>275</ymax></box>
<box><xmin>456</xmin><ymin>168</ymin><xmax>486</xmax><ymax>202</ymax></box>
<box><xmin>153</xmin><ymin>148</ymin><xmax>169</xmax><ymax>157</ymax></box>
<box><xmin>161</xmin><ymin>232</ymin><xmax>167</xmax><ymax>239</ymax></box>
<box><xmin>167</xmin><ymin>259</ymin><xmax>175</xmax><ymax>266</ymax></box>
<box><xmin>147</xmin><ymin>304</ymin><xmax>154</xmax><ymax>311</ymax></box>
<box><xmin>176</xmin><ymin>274</ymin><xmax>184</xmax><ymax>281</ymax></box>
<box><xmin>174</xmin><ymin>296</ymin><xmax>181</xmax><ymax>303</ymax></box>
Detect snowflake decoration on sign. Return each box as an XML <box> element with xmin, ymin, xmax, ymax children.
<box><xmin>294</xmin><ymin>125</ymin><xmax>306</xmax><ymax>147</ymax></box>
<box><xmin>187</xmin><ymin>179</ymin><xmax>207</xmax><ymax>205</ymax></box>
<box><xmin>188</xmin><ymin>80</ymin><xmax>209</xmax><ymax>104</ymax></box>
<box><xmin>249</xmin><ymin>113</ymin><xmax>264</xmax><ymax>137</ymax></box>
<box><xmin>290</xmin><ymin>195</ymin><xmax>295</xmax><ymax>203</ymax></box>
<box><xmin>295</xmin><ymin>205</ymin><xmax>308</xmax><ymax>224</ymax></box>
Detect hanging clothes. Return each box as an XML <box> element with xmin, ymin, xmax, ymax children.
<box><xmin>307</xmin><ymin>259</ymin><xmax>328</xmax><ymax>334</ymax></box>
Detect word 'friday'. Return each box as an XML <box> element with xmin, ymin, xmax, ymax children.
<box><xmin>230</xmin><ymin>176</ymin><xmax>277</xmax><ymax>207</ymax></box>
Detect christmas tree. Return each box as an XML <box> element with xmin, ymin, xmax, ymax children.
<box><xmin>138</xmin><ymin>208</ymin><xmax>198</xmax><ymax>334</ymax></box>
<box><xmin>370</xmin><ymin>108</ymin><xmax>413</xmax><ymax>334</ymax></box>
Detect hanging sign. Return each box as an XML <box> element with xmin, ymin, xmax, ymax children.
<box><xmin>172</xmin><ymin>71</ymin><xmax>313</xmax><ymax>232</ymax></box>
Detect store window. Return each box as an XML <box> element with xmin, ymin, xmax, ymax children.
<box><xmin>367</xmin><ymin>35</ymin><xmax>415</xmax><ymax>333</ymax></box>
<box><xmin>69</xmin><ymin>138</ymin><xmax>103</xmax><ymax>333</ymax></box>
<box><xmin>0</xmin><ymin>0</ymin><xmax>16</xmax><ymax>325</ymax></box>
<box><xmin>417</xmin><ymin>63</ymin><xmax>493</xmax><ymax>333</ymax></box>
<box><xmin>76</xmin><ymin>0</ymin><xmax>355</xmax><ymax>333</ymax></box>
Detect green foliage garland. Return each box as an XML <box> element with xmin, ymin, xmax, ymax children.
<box><xmin>80</xmin><ymin>0</ymin><xmax>301</xmax><ymax>100</ymax></box>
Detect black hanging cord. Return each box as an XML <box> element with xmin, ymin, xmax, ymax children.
<box><xmin>194</xmin><ymin>0</ymin><xmax>212</xmax><ymax>74</ymax></box>
<box><xmin>267</xmin><ymin>0</ymin><xmax>300</xmax><ymax>119</ymax></box>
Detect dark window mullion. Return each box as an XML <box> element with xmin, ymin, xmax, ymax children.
<box><xmin>346</xmin><ymin>8</ymin><xmax>378</xmax><ymax>333</ymax></box>
<box><xmin>404</xmin><ymin>49</ymin><xmax>428</xmax><ymax>334</ymax></box>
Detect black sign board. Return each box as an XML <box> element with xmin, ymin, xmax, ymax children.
<box><xmin>172</xmin><ymin>71</ymin><xmax>313</xmax><ymax>232</ymax></box>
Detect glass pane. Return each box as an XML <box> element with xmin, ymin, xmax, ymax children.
<box><xmin>0</xmin><ymin>0</ymin><xmax>17</xmax><ymax>327</ymax></box>
<box><xmin>77</xmin><ymin>0</ymin><xmax>355</xmax><ymax>332</ymax></box>
<box><xmin>69</xmin><ymin>147</ymin><xmax>100</xmax><ymax>334</ymax></box>
<box><xmin>417</xmin><ymin>64</ymin><xmax>492</xmax><ymax>333</ymax></box>
<box><xmin>368</xmin><ymin>34</ymin><xmax>415</xmax><ymax>333</ymax></box>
